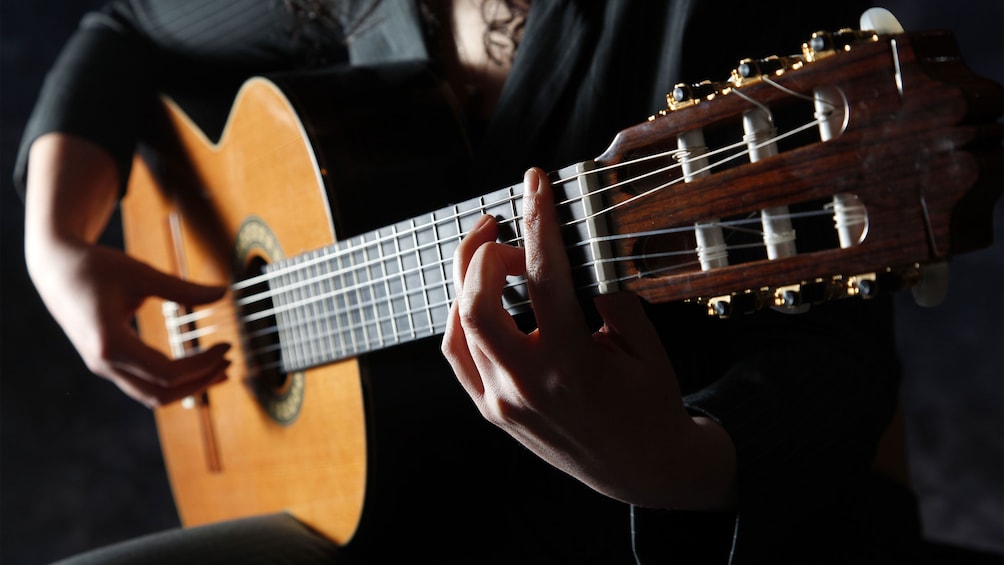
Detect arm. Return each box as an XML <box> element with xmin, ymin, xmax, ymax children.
<box><xmin>442</xmin><ymin>168</ymin><xmax>736</xmax><ymax>509</ymax></box>
<box><xmin>24</xmin><ymin>133</ymin><xmax>229</xmax><ymax>407</ymax></box>
<box><xmin>17</xmin><ymin>2</ymin><xmax>350</xmax><ymax>407</ymax></box>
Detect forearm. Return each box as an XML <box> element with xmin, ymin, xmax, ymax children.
<box><xmin>24</xmin><ymin>133</ymin><xmax>120</xmax><ymax>277</ymax></box>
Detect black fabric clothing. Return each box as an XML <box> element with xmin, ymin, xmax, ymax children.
<box><xmin>17</xmin><ymin>1</ymin><xmax>921</xmax><ymax>563</ymax></box>
<box><xmin>50</xmin><ymin>513</ymin><xmax>343</xmax><ymax>565</ymax></box>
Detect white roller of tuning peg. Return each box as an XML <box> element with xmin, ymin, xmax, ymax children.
<box><xmin>912</xmin><ymin>262</ymin><xmax>950</xmax><ymax>307</ymax></box>
<box><xmin>860</xmin><ymin>7</ymin><xmax>905</xmax><ymax>34</ymax></box>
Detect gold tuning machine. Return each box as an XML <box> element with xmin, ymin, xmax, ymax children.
<box><xmin>803</xmin><ymin>28</ymin><xmax>879</xmax><ymax>61</ymax></box>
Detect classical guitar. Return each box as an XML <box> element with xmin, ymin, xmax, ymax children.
<box><xmin>122</xmin><ymin>18</ymin><xmax>1001</xmax><ymax>544</ymax></box>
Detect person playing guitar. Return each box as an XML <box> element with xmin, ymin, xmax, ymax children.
<box><xmin>17</xmin><ymin>0</ymin><xmax>1000</xmax><ymax>563</ymax></box>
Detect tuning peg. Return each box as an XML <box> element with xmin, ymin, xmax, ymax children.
<box><xmin>859</xmin><ymin>7</ymin><xmax>905</xmax><ymax>34</ymax></box>
<box><xmin>734</xmin><ymin>55</ymin><xmax>805</xmax><ymax>85</ymax></box>
<box><xmin>668</xmin><ymin>80</ymin><xmax>729</xmax><ymax>110</ymax></box>
<box><xmin>803</xmin><ymin>29</ymin><xmax>878</xmax><ymax>61</ymax></box>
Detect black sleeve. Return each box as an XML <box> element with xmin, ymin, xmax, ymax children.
<box><xmin>633</xmin><ymin>296</ymin><xmax>903</xmax><ymax>563</ymax></box>
<box><xmin>13</xmin><ymin>0</ymin><xmax>348</xmax><ymax>199</ymax></box>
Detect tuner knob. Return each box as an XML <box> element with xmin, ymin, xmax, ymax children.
<box><xmin>713</xmin><ymin>300</ymin><xmax>731</xmax><ymax>318</ymax></box>
<box><xmin>782</xmin><ymin>289</ymin><xmax>801</xmax><ymax>307</ymax></box>
<box><xmin>806</xmin><ymin>29</ymin><xmax>879</xmax><ymax>59</ymax></box>
<box><xmin>673</xmin><ymin>81</ymin><xmax>721</xmax><ymax>103</ymax></box>
<box><xmin>809</xmin><ymin>32</ymin><xmax>832</xmax><ymax>54</ymax></box>
<box><xmin>737</xmin><ymin>59</ymin><xmax>758</xmax><ymax>79</ymax></box>
<box><xmin>738</xmin><ymin>56</ymin><xmax>787</xmax><ymax>78</ymax></box>
<box><xmin>857</xmin><ymin>278</ymin><xmax>877</xmax><ymax>298</ymax></box>
<box><xmin>672</xmin><ymin>83</ymin><xmax>692</xmax><ymax>103</ymax></box>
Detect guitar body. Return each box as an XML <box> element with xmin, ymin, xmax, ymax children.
<box><xmin>122</xmin><ymin>63</ymin><xmax>473</xmax><ymax>544</ymax></box>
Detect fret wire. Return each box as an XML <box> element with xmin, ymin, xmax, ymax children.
<box><xmin>335</xmin><ymin>241</ymin><xmax>352</xmax><ymax>357</ymax></box>
<box><xmin>432</xmin><ymin>211</ymin><xmax>450</xmax><ymax>331</ymax></box>
<box><xmin>281</xmin><ymin>260</ymin><xmax>296</xmax><ymax>370</ymax></box>
<box><xmin>282</xmin><ymin>260</ymin><xmax>301</xmax><ymax>371</ymax></box>
<box><xmin>378</xmin><ymin>226</ymin><xmax>400</xmax><ymax>346</ymax></box>
<box><xmin>362</xmin><ymin>232</ymin><xmax>385</xmax><ymax>349</ymax></box>
<box><xmin>393</xmin><ymin>223</ymin><xmax>415</xmax><ymax>340</ymax></box>
<box><xmin>449</xmin><ymin>203</ymin><xmax>463</xmax><ymax>304</ymax></box>
<box><xmin>295</xmin><ymin>257</ymin><xmax>312</xmax><ymax>368</ymax></box>
<box><xmin>314</xmin><ymin>251</ymin><xmax>330</xmax><ymax>366</ymax></box>
<box><xmin>355</xmin><ymin>234</ymin><xmax>372</xmax><ymax>349</ymax></box>
<box><xmin>509</xmin><ymin>184</ymin><xmax>523</xmax><ymax>245</ymax></box>
<box><xmin>346</xmin><ymin>237</ymin><xmax>368</xmax><ymax>354</ymax></box>
<box><xmin>301</xmin><ymin>254</ymin><xmax>316</xmax><ymax>367</ymax></box>
<box><xmin>411</xmin><ymin>217</ymin><xmax>434</xmax><ymax>335</ymax></box>
<box><xmin>347</xmin><ymin>239</ymin><xmax>363</xmax><ymax>356</ymax></box>
<box><xmin>271</xmin><ymin>265</ymin><xmax>284</xmax><ymax>368</ymax></box>
<box><xmin>318</xmin><ymin>248</ymin><xmax>341</xmax><ymax>361</ymax></box>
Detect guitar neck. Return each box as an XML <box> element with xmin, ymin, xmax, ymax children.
<box><xmin>261</xmin><ymin>162</ymin><xmax>608</xmax><ymax>372</ymax></box>
<box><xmin>243</xmin><ymin>29</ymin><xmax>1003</xmax><ymax>374</ymax></box>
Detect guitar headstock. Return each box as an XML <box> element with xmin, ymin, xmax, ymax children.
<box><xmin>592</xmin><ymin>17</ymin><xmax>1002</xmax><ymax>316</ymax></box>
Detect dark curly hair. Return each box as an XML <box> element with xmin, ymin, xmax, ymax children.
<box><xmin>284</xmin><ymin>0</ymin><xmax>528</xmax><ymax>66</ymax></box>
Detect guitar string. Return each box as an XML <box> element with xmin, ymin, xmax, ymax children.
<box><xmin>225</xmin><ymin>101</ymin><xmax>820</xmax><ymax>299</ymax></box>
<box><xmin>174</xmin><ymin>120</ymin><xmax>841</xmax><ymax>363</ymax></box>
<box><xmin>173</xmin><ymin>109</ymin><xmax>838</xmax><ymax>349</ymax></box>
<box><xmin>178</xmin><ymin>106</ymin><xmax>831</xmax><ymax>333</ymax></box>
<box><xmin>182</xmin><ymin>202</ymin><xmax>838</xmax><ymax>346</ymax></box>
<box><xmin>176</xmin><ymin>199</ymin><xmax>838</xmax><ymax>352</ymax></box>
<box><xmin>174</xmin><ymin>209</ymin><xmax>830</xmax><ymax>361</ymax></box>
<box><xmin>178</xmin><ymin>112</ymin><xmax>816</xmax><ymax>329</ymax></box>
<box><xmin>171</xmin><ymin>92</ymin><xmax>840</xmax><ymax>363</ymax></box>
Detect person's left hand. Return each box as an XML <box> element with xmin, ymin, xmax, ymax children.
<box><xmin>442</xmin><ymin>168</ymin><xmax>735</xmax><ymax>509</ymax></box>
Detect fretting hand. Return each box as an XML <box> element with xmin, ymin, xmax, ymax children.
<box><xmin>442</xmin><ymin>168</ymin><xmax>736</xmax><ymax>509</ymax></box>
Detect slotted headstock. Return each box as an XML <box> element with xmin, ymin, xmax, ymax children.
<box><xmin>593</xmin><ymin>22</ymin><xmax>1002</xmax><ymax>316</ymax></box>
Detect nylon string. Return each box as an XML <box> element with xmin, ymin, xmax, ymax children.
<box><xmin>171</xmin><ymin>88</ymin><xmax>841</xmax><ymax>364</ymax></box>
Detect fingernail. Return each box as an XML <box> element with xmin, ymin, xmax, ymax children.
<box><xmin>474</xmin><ymin>214</ymin><xmax>494</xmax><ymax>231</ymax></box>
<box><xmin>524</xmin><ymin>168</ymin><xmax>540</xmax><ymax>195</ymax></box>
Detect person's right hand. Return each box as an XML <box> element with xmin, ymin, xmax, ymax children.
<box><xmin>24</xmin><ymin>133</ymin><xmax>230</xmax><ymax>407</ymax></box>
<box><xmin>31</xmin><ymin>241</ymin><xmax>231</xmax><ymax>407</ymax></box>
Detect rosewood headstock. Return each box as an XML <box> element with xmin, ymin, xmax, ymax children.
<box><xmin>592</xmin><ymin>17</ymin><xmax>1001</xmax><ymax>316</ymax></box>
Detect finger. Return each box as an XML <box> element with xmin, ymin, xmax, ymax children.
<box><xmin>521</xmin><ymin>167</ymin><xmax>589</xmax><ymax>340</ymax></box>
<box><xmin>136</xmin><ymin>263</ymin><xmax>226</xmax><ymax>306</ymax></box>
<box><xmin>457</xmin><ymin>241</ymin><xmax>527</xmax><ymax>366</ymax></box>
<box><xmin>118</xmin><ymin>368</ymin><xmax>229</xmax><ymax>408</ymax></box>
<box><xmin>441</xmin><ymin>301</ymin><xmax>485</xmax><ymax>397</ymax></box>
<box><xmin>111</xmin><ymin>337</ymin><xmax>231</xmax><ymax>388</ymax></box>
<box><xmin>453</xmin><ymin>214</ymin><xmax>497</xmax><ymax>293</ymax></box>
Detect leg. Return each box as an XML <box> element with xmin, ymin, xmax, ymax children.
<box><xmin>51</xmin><ymin>513</ymin><xmax>343</xmax><ymax>565</ymax></box>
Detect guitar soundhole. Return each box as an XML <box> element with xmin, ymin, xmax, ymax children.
<box><xmin>237</xmin><ymin>257</ymin><xmax>282</xmax><ymax>385</ymax></box>
<box><xmin>235</xmin><ymin>254</ymin><xmax>305</xmax><ymax>425</ymax></box>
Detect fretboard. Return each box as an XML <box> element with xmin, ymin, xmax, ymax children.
<box><xmin>264</xmin><ymin>161</ymin><xmax>612</xmax><ymax>372</ymax></box>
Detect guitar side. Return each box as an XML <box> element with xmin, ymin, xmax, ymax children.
<box><xmin>122</xmin><ymin>77</ymin><xmax>367</xmax><ymax>544</ymax></box>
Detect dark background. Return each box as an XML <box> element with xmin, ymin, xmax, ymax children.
<box><xmin>2</xmin><ymin>1</ymin><xmax>1001</xmax><ymax>563</ymax></box>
